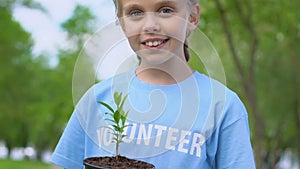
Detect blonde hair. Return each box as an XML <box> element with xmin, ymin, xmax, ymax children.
<box><xmin>113</xmin><ymin>0</ymin><xmax>199</xmax><ymax>62</ymax></box>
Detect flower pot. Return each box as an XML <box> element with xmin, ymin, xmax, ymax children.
<box><xmin>84</xmin><ymin>156</ymin><xmax>155</xmax><ymax>169</ymax></box>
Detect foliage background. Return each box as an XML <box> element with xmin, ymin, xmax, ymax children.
<box><xmin>0</xmin><ymin>0</ymin><xmax>299</xmax><ymax>169</ymax></box>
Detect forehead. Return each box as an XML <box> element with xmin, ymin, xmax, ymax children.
<box><xmin>118</xmin><ymin>0</ymin><xmax>188</xmax><ymax>9</ymax></box>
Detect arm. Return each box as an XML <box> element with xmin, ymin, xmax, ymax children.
<box><xmin>50</xmin><ymin>112</ymin><xmax>85</xmax><ymax>169</ymax></box>
<box><xmin>216</xmin><ymin>115</ymin><xmax>256</xmax><ymax>168</ymax></box>
<box><xmin>215</xmin><ymin>94</ymin><xmax>256</xmax><ymax>169</ymax></box>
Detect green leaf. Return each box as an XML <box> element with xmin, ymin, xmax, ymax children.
<box><xmin>119</xmin><ymin>94</ymin><xmax>128</xmax><ymax>110</ymax></box>
<box><xmin>113</xmin><ymin>111</ymin><xmax>120</xmax><ymax>124</ymax></box>
<box><xmin>112</xmin><ymin>124</ymin><xmax>119</xmax><ymax>131</ymax></box>
<box><xmin>121</xmin><ymin>111</ymin><xmax>129</xmax><ymax>126</ymax></box>
<box><xmin>114</xmin><ymin>92</ymin><xmax>121</xmax><ymax>107</ymax></box>
<box><xmin>98</xmin><ymin>91</ymin><xmax>130</xmax><ymax>157</ymax></box>
<box><xmin>99</xmin><ymin>101</ymin><xmax>115</xmax><ymax>113</ymax></box>
<box><xmin>105</xmin><ymin>119</ymin><xmax>116</xmax><ymax>124</ymax></box>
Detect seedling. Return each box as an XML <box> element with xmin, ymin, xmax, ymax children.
<box><xmin>98</xmin><ymin>92</ymin><xmax>129</xmax><ymax>160</ymax></box>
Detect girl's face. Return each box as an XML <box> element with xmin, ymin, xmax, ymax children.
<box><xmin>117</xmin><ymin>0</ymin><xmax>200</xmax><ymax>65</ymax></box>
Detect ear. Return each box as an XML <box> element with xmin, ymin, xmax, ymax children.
<box><xmin>188</xmin><ymin>4</ymin><xmax>201</xmax><ymax>30</ymax></box>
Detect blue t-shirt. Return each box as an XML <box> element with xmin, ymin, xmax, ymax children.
<box><xmin>50</xmin><ymin>70</ymin><xmax>256</xmax><ymax>169</ymax></box>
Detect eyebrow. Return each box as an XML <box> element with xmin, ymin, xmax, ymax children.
<box><xmin>123</xmin><ymin>0</ymin><xmax>178</xmax><ymax>12</ymax></box>
<box><xmin>157</xmin><ymin>0</ymin><xmax>177</xmax><ymax>5</ymax></box>
<box><xmin>157</xmin><ymin>0</ymin><xmax>178</xmax><ymax>6</ymax></box>
<box><xmin>123</xmin><ymin>3</ymin><xmax>142</xmax><ymax>12</ymax></box>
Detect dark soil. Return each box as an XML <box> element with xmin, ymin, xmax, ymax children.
<box><xmin>84</xmin><ymin>156</ymin><xmax>155</xmax><ymax>169</ymax></box>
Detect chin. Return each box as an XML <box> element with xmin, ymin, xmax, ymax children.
<box><xmin>139</xmin><ymin>53</ymin><xmax>174</xmax><ymax>66</ymax></box>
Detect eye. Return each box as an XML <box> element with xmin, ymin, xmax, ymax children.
<box><xmin>129</xmin><ymin>10</ymin><xmax>144</xmax><ymax>17</ymax></box>
<box><xmin>159</xmin><ymin>7</ymin><xmax>174</xmax><ymax>16</ymax></box>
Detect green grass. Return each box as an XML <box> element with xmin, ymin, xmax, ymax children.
<box><xmin>0</xmin><ymin>159</ymin><xmax>61</xmax><ymax>169</ymax></box>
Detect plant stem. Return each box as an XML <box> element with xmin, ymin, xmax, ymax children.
<box><xmin>116</xmin><ymin>144</ymin><xmax>119</xmax><ymax>160</ymax></box>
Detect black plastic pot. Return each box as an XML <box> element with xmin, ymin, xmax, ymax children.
<box><xmin>84</xmin><ymin>163</ymin><xmax>155</xmax><ymax>169</ymax></box>
<box><xmin>83</xmin><ymin>157</ymin><xmax>155</xmax><ymax>169</ymax></box>
<box><xmin>84</xmin><ymin>162</ymin><xmax>109</xmax><ymax>169</ymax></box>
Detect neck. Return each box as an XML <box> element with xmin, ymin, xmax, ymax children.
<box><xmin>136</xmin><ymin>57</ymin><xmax>193</xmax><ymax>85</ymax></box>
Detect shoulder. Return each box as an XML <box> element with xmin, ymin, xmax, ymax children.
<box><xmin>194</xmin><ymin>72</ymin><xmax>248</xmax><ymax>134</ymax></box>
<box><xmin>193</xmin><ymin>71</ymin><xmax>239</xmax><ymax>106</ymax></box>
<box><xmin>94</xmin><ymin>70</ymin><xmax>134</xmax><ymax>94</ymax></box>
<box><xmin>80</xmin><ymin>70</ymin><xmax>135</xmax><ymax>102</ymax></box>
<box><xmin>74</xmin><ymin>70</ymin><xmax>134</xmax><ymax>117</ymax></box>
<box><xmin>193</xmin><ymin>71</ymin><xmax>242</xmax><ymax>105</ymax></box>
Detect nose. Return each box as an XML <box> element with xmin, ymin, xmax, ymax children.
<box><xmin>142</xmin><ymin>12</ymin><xmax>160</xmax><ymax>33</ymax></box>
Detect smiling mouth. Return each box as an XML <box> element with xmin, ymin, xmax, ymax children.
<box><xmin>142</xmin><ymin>39</ymin><xmax>169</xmax><ymax>48</ymax></box>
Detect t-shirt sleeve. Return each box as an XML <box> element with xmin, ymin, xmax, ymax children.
<box><xmin>50</xmin><ymin>112</ymin><xmax>85</xmax><ymax>169</ymax></box>
<box><xmin>215</xmin><ymin>94</ymin><xmax>256</xmax><ymax>169</ymax></box>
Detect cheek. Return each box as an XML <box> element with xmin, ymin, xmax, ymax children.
<box><xmin>122</xmin><ymin>20</ymin><xmax>142</xmax><ymax>39</ymax></box>
<box><xmin>162</xmin><ymin>18</ymin><xmax>188</xmax><ymax>43</ymax></box>
<box><xmin>122</xmin><ymin>21</ymin><xmax>142</xmax><ymax>51</ymax></box>
<box><xmin>127</xmin><ymin>35</ymin><xmax>139</xmax><ymax>50</ymax></box>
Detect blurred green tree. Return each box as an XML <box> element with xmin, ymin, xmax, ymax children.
<box><xmin>28</xmin><ymin>4</ymin><xmax>97</xmax><ymax>159</ymax></box>
<box><xmin>0</xmin><ymin>6</ymin><xmax>34</xmax><ymax>154</ymax></box>
<box><xmin>0</xmin><ymin>2</ymin><xmax>96</xmax><ymax>160</ymax></box>
<box><xmin>198</xmin><ymin>0</ymin><xmax>300</xmax><ymax>168</ymax></box>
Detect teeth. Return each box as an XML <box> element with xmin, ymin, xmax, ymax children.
<box><xmin>145</xmin><ymin>40</ymin><xmax>163</xmax><ymax>47</ymax></box>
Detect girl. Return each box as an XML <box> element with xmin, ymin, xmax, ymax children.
<box><xmin>50</xmin><ymin>0</ymin><xmax>256</xmax><ymax>168</ymax></box>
